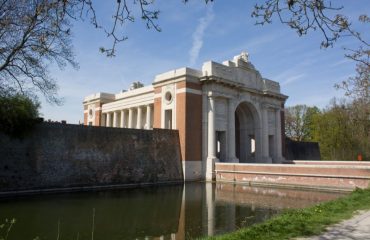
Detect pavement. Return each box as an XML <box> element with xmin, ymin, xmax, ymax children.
<box><xmin>297</xmin><ymin>210</ymin><xmax>370</xmax><ymax>240</ymax></box>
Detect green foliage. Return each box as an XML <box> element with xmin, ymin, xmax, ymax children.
<box><xmin>286</xmin><ymin>99</ymin><xmax>369</xmax><ymax>161</ymax></box>
<box><xmin>0</xmin><ymin>94</ymin><xmax>40</xmax><ymax>138</ymax></box>
<box><xmin>284</xmin><ymin>105</ymin><xmax>320</xmax><ymax>141</ymax></box>
<box><xmin>310</xmin><ymin>98</ymin><xmax>369</xmax><ymax>161</ymax></box>
<box><xmin>200</xmin><ymin>188</ymin><xmax>370</xmax><ymax>240</ymax></box>
<box><xmin>304</xmin><ymin>106</ymin><xmax>320</xmax><ymax>141</ymax></box>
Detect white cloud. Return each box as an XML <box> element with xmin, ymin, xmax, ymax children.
<box><xmin>329</xmin><ymin>58</ymin><xmax>351</xmax><ymax>68</ymax></box>
<box><xmin>281</xmin><ymin>73</ymin><xmax>305</xmax><ymax>86</ymax></box>
<box><xmin>189</xmin><ymin>7</ymin><xmax>214</xmax><ymax>66</ymax></box>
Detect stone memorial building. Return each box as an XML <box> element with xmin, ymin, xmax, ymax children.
<box><xmin>83</xmin><ymin>52</ymin><xmax>288</xmax><ymax>181</ymax></box>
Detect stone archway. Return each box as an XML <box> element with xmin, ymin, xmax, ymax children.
<box><xmin>235</xmin><ymin>101</ymin><xmax>261</xmax><ymax>163</ymax></box>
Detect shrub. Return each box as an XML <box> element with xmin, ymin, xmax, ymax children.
<box><xmin>0</xmin><ymin>94</ymin><xmax>40</xmax><ymax>137</ymax></box>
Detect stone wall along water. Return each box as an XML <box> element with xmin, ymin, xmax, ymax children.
<box><xmin>0</xmin><ymin>123</ymin><xmax>183</xmax><ymax>193</ymax></box>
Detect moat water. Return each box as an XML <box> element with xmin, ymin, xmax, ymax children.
<box><xmin>0</xmin><ymin>182</ymin><xmax>346</xmax><ymax>240</ymax></box>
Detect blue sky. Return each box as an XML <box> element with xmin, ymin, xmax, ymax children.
<box><xmin>41</xmin><ymin>0</ymin><xmax>370</xmax><ymax>123</ymax></box>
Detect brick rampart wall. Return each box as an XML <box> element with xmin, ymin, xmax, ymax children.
<box><xmin>0</xmin><ymin>123</ymin><xmax>183</xmax><ymax>194</ymax></box>
<box><xmin>215</xmin><ymin>163</ymin><xmax>370</xmax><ymax>191</ymax></box>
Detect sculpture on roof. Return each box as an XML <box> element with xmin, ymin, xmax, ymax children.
<box><xmin>129</xmin><ymin>81</ymin><xmax>144</xmax><ymax>90</ymax></box>
<box><xmin>233</xmin><ymin>51</ymin><xmax>250</xmax><ymax>64</ymax></box>
<box><xmin>239</xmin><ymin>51</ymin><xmax>249</xmax><ymax>62</ymax></box>
<box><xmin>231</xmin><ymin>51</ymin><xmax>255</xmax><ymax>70</ymax></box>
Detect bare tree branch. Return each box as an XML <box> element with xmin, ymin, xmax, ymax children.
<box><xmin>252</xmin><ymin>0</ymin><xmax>369</xmax><ymax>104</ymax></box>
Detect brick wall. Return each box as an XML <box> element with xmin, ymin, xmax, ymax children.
<box><xmin>215</xmin><ymin>162</ymin><xmax>370</xmax><ymax>191</ymax></box>
<box><xmin>0</xmin><ymin>123</ymin><xmax>183</xmax><ymax>193</ymax></box>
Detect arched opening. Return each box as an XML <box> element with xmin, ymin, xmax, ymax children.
<box><xmin>235</xmin><ymin>102</ymin><xmax>261</xmax><ymax>163</ymax></box>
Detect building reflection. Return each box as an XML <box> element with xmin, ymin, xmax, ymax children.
<box><xmin>0</xmin><ymin>183</ymin><xmax>345</xmax><ymax>240</ymax></box>
<box><xmin>142</xmin><ymin>183</ymin><xmax>345</xmax><ymax>240</ymax></box>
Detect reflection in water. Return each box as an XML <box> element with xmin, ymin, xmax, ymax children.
<box><xmin>0</xmin><ymin>183</ymin><xmax>345</xmax><ymax>240</ymax></box>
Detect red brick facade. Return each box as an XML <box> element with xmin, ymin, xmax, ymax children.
<box><xmin>175</xmin><ymin>81</ymin><xmax>202</xmax><ymax>162</ymax></box>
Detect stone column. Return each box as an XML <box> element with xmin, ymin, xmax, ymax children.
<box><xmin>106</xmin><ymin>112</ymin><xmax>111</xmax><ymax>127</ymax></box>
<box><xmin>202</xmin><ymin>93</ymin><xmax>208</xmax><ymax>179</ymax></box>
<box><xmin>275</xmin><ymin>109</ymin><xmax>283</xmax><ymax>163</ymax></box>
<box><xmin>228</xmin><ymin>99</ymin><xmax>238</xmax><ymax>163</ymax></box>
<box><xmin>128</xmin><ymin>108</ymin><xmax>133</xmax><ymax>128</ymax></box>
<box><xmin>146</xmin><ymin>105</ymin><xmax>152</xmax><ymax>129</ymax></box>
<box><xmin>137</xmin><ymin>106</ymin><xmax>142</xmax><ymax>129</ymax></box>
<box><xmin>120</xmin><ymin>110</ymin><xmax>126</xmax><ymax>128</ymax></box>
<box><xmin>113</xmin><ymin>111</ymin><xmax>118</xmax><ymax>128</ymax></box>
<box><xmin>206</xmin><ymin>96</ymin><xmax>218</xmax><ymax>180</ymax></box>
<box><xmin>261</xmin><ymin>107</ymin><xmax>271</xmax><ymax>163</ymax></box>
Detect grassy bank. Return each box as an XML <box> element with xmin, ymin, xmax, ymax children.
<box><xmin>201</xmin><ymin>187</ymin><xmax>370</xmax><ymax>240</ymax></box>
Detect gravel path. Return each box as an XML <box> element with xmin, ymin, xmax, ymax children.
<box><xmin>297</xmin><ymin>210</ymin><xmax>370</xmax><ymax>240</ymax></box>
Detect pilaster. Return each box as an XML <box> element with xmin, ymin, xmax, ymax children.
<box><xmin>227</xmin><ymin>98</ymin><xmax>238</xmax><ymax>163</ymax></box>
<box><xmin>275</xmin><ymin>108</ymin><xmax>284</xmax><ymax>163</ymax></box>
<box><xmin>206</xmin><ymin>96</ymin><xmax>218</xmax><ymax>180</ymax></box>
<box><xmin>261</xmin><ymin>107</ymin><xmax>272</xmax><ymax>163</ymax></box>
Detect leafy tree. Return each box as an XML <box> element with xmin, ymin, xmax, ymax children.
<box><xmin>0</xmin><ymin>93</ymin><xmax>40</xmax><ymax>137</ymax></box>
<box><xmin>313</xmin><ymin>101</ymin><xmax>352</xmax><ymax>160</ymax></box>
<box><xmin>309</xmin><ymin>98</ymin><xmax>369</xmax><ymax>161</ymax></box>
<box><xmin>259</xmin><ymin>1</ymin><xmax>369</xmax><ymax>160</ymax></box>
<box><xmin>285</xmin><ymin>100</ymin><xmax>369</xmax><ymax>160</ymax></box>
<box><xmin>284</xmin><ymin>105</ymin><xmax>320</xmax><ymax>141</ymax></box>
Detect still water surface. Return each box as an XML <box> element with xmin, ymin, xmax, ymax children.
<box><xmin>0</xmin><ymin>183</ymin><xmax>346</xmax><ymax>240</ymax></box>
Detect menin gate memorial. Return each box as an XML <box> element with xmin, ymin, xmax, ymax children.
<box><xmin>83</xmin><ymin>52</ymin><xmax>288</xmax><ymax>181</ymax></box>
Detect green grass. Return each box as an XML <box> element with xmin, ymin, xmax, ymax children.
<box><xmin>201</xmin><ymin>188</ymin><xmax>370</xmax><ymax>240</ymax></box>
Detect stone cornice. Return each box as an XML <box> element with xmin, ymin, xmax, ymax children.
<box><xmin>262</xmin><ymin>91</ymin><xmax>289</xmax><ymax>101</ymax></box>
<box><xmin>152</xmin><ymin>75</ymin><xmax>200</xmax><ymax>87</ymax></box>
<box><xmin>200</xmin><ymin>75</ymin><xmax>244</xmax><ymax>88</ymax></box>
<box><xmin>261</xmin><ymin>102</ymin><xmax>282</xmax><ymax>110</ymax></box>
